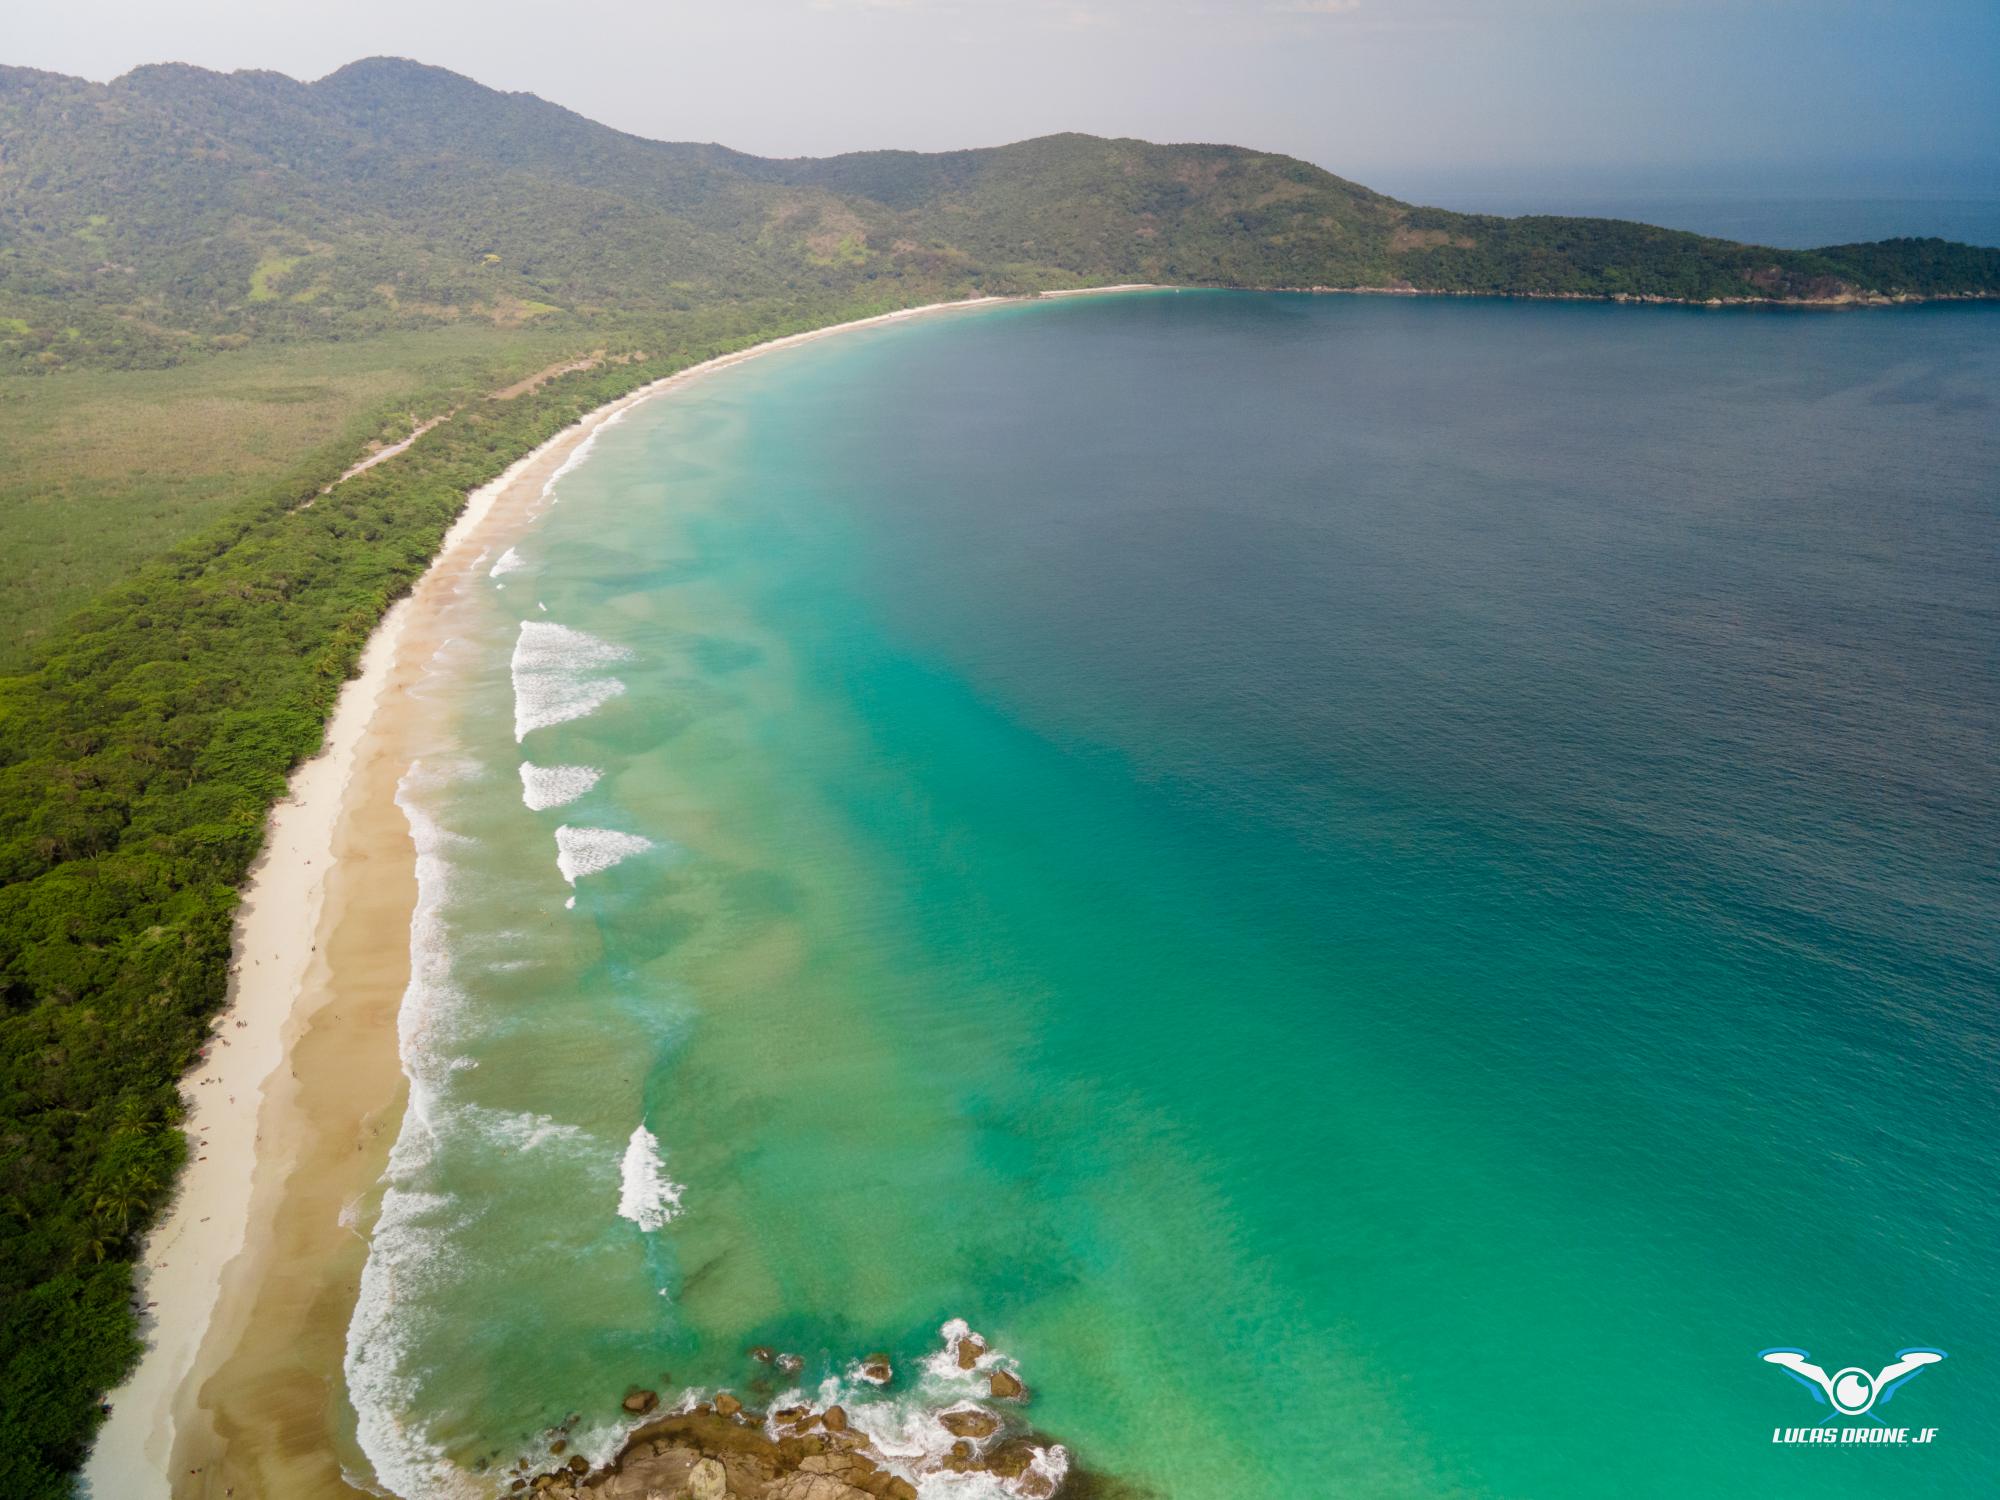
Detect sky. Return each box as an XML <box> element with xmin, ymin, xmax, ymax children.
<box><xmin>10</xmin><ymin>1</ymin><xmax>1999</xmax><ymax>194</ymax></box>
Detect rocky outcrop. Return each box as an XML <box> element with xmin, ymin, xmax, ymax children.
<box><xmin>576</xmin><ymin>1412</ymin><xmax>919</xmax><ymax>1500</ymax></box>
<box><xmin>938</xmin><ymin>1406</ymin><xmax>1001</xmax><ymax>1439</ymax></box>
<box><xmin>507</xmin><ymin>1325</ymin><xmax>1088</xmax><ymax>1500</ymax></box>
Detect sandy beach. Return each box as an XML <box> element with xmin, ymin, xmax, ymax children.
<box><xmin>80</xmin><ymin>287</ymin><xmax>1164</xmax><ymax>1500</ymax></box>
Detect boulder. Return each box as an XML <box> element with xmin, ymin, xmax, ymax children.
<box><xmin>749</xmin><ymin>1345</ymin><xmax>777</xmax><ymax>1364</ymax></box>
<box><xmin>622</xmin><ymin>1389</ymin><xmax>659</xmax><ymax>1415</ymax></box>
<box><xmin>591</xmin><ymin>1443</ymin><xmax>699</xmax><ymax>1499</ymax></box>
<box><xmin>566</xmin><ymin>1454</ymin><xmax>588</xmax><ymax>1474</ymax></box>
<box><xmin>688</xmin><ymin>1456</ymin><xmax>727</xmax><ymax>1500</ymax></box>
<box><xmin>937</xmin><ymin>1407</ymin><xmax>1000</xmax><ymax>1440</ymax></box>
<box><xmin>858</xmin><ymin>1354</ymin><xmax>892</xmax><ymax>1385</ymax></box>
<box><xmin>798</xmin><ymin>1452</ymin><xmax>874</xmax><ymax>1480</ymax></box>
<box><xmin>988</xmin><ymin>1369</ymin><xmax>1024</xmax><ymax>1400</ymax></box>
<box><xmin>776</xmin><ymin>1352</ymin><xmax>805</xmax><ymax>1376</ymax></box>
<box><xmin>821</xmin><ymin>1404</ymin><xmax>848</xmax><ymax>1433</ymax></box>
<box><xmin>769</xmin><ymin>1477</ymin><xmax>866</xmax><ymax>1500</ymax></box>
<box><xmin>550</xmin><ymin>1440</ymin><xmax>567</xmax><ymax>1456</ymax></box>
<box><xmin>713</xmin><ymin>1392</ymin><xmax>742</xmax><ymax>1418</ymax></box>
<box><xmin>981</xmin><ymin>1439</ymin><xmax>1039</xmax><ymax>1480</ymax></box>
<box><xmin>955</xmin><ymin>1335</ymin><xmax>986</xmax><ymax>1371</ymax></box>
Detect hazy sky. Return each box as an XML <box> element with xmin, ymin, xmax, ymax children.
<box><xmin>12</xmin><ymin>1</ymin><xmax>1998</xmax><ymax>189</ymax></box>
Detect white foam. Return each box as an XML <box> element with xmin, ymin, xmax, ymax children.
<box><xmin>568</xmin><ymin>1417</ymin><xmax>635</xmax><ymax>1475</ymax></box>
<box><xmin>343</xmin><ymin>1185</ymin><xmax>480</xmax><ymax>1500</ymax></box>
<box><xmin>922</xmin><ymin>1318</ymin><xmax>1001</xmax><ymax>1384</ymax></box>
<box><xmin>515</xmin><ymin>677</ymin><xmax>625</xmax><ymax>742</ymax></box>
<box><xmin>343</xmin><ymin>762</ymin><xmax>485</xmax><ymax>1500</ymax></box>
<box><xmin>510</xmin><ymin>621</ymin><xmax>632</xmax><ymax>741</ymax></box>
<box><xmin>511</xmin><ymin>620</ymin><xmax>632</xmax><ymax>675</ymax></box>
<box><xmin>766</xmin><ymin>1322</ymin><xmax>1065</xmax><ymax>1499</ymax></box>
<box><xmin>617</xmin><ymin>1125</ymin><xmax>686</xmax><ymax>1231</ymax></box>
<box><xmin>541</xmin><ymin>405</ymin><xmax>629</xmax><ymax>500</ymax></box>
<box><xmin>520</xmin><ymin>761</ymin><xmax>602</xmax><ymax>812</ymax></box>
<box><xmin>489</xmin><ymin>545</ymin><xmax>528</xmax><ymax>580</ymax></box>
<box><xmin>554</xmin><ymin>825</ymin><xmax>653</xmax><ymax>886</ymax></box>
<box><xmin>465</xmin><ymin>1105</ymin><xmax>592</xmax><ymax>1154</ymax></box>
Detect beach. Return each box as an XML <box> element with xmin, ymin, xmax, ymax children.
<box><xmin>82</xmin><ymin>289</ymin><xmax>1161</xmax><ymax>1500</ymax></box>
<box><xmin>71</xmin><ymin>285</ymin><xmax>2000</xmax><ymax>1500</ymax></box>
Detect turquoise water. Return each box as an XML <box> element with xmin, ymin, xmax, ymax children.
<box><xmin>347</xmin><ymin>292</ymin><xmax>2000</xmax><ymax>1498</ymax></box>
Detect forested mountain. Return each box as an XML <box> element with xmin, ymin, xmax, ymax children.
<box><xmin>2</xmin><ymin>56</ymin><xmax>1995</xmax><ymax>372</ymax></box>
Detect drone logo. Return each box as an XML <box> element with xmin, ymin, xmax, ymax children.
<box><xmin>1759</xmin><ymin>1347</ymin><xmax>1947</xmax><ymax>1422</ymax></box>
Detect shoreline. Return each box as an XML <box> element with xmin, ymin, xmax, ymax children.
<box><xmin>1277</xmin><ymin>282</ymin><xmax>2000</xmax><ymax>308</ymax></box>
<box><xmin>85</xmin><ymin>284</ymin><xmax>1164</xmax><ymax>1500</ymax></box>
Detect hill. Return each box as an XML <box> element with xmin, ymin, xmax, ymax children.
<box><xmin>2</xmin><ymin>56</ymin><xmax>1995</xmax><ymax>377</ymax></box>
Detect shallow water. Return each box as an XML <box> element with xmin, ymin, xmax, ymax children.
<box><xmin>347</xmin><ymin>291</ymin><xmax>2000</xmax><ymax>1497</ymax></box>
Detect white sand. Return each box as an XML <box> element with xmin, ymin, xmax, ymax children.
<box><xmin>80</xmin><ymin>286</ymin><xmax>1167</xmax><ymax>1497</ymax></box>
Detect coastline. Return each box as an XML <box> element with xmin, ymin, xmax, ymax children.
<box><xmin>1279</xmin><ymin>282</ymin><xmax>2000</xmax><ymax>308</ymax></box>
<box><xmin>85</xmin><ymin>285</ymin><xmax>1164</xmax><ymax>1500</ymax></box>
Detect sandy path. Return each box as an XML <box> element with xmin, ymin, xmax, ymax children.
<box><xmin>81</xmin><ymin>286</ymin><xmax>1167</xmax><ymax>1499</ymax></box>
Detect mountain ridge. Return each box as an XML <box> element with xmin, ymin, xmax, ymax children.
<box><xmin>3</xmin><ymin>55</ymin><xmax>1994</xmax><ymax>373</ymax></box>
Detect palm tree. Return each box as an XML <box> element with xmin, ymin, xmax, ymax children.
<box><xmin>92</xmin><ymin>1175</ymin><xmax>147</xmax><ymax>1236</ymax></box>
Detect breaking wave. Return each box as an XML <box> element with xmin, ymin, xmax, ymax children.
<box><xmin>554</xmin><ymin>825</ymin><xmax>654</xmax><ymax>885</ymax></box>
<box><xmin>343</xmin><ymin>762</ymin><xmax>484</xmax><ymax>1500</ymax></box>
<box><xmin>464</xmin><ymin>1105</ymin><xmax>594</xmax><ymax>1156</ymax></box>
<box><xmin>762</xmin><ymin>1321</ymin><xmax>1067</xmax><ymax>1500</ymax></box>
<box><xmin>617</xmin><ymin>1124</ymin><xmax>686</xmax><ymax>1231</ymax></box>
<box><xmin>519</xmin><ymin>761</ymin><xmax>602</xmax><ymax>812</ymax></box>
<box><xmin>510</xmin><ymin>621</ymin><xmax>632</xmax><ymax>741</ymax></box>
<box><xmin>539</xmin><ymin>404</ymin><xmax>632</xmax><ymax>505</ymax></box>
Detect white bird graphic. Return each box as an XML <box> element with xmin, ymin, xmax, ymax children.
<box><xmin>1760</xmin><ymin>1347</ymin><xmax>1946</xmax><ymax>1418</ymax></box>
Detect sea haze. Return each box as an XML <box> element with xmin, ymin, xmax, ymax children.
<box><xmin>349</xmin><ymin>291</ymin><xmax>2000</xmax><ymax>1498</ymax></box>
<box><xmin>1378</xmin><ymin>168</ymin><xmax>2000</xmax><ymax>249</ymax></box>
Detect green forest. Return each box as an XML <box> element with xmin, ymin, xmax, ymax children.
<box><xmin>0</xmin><ymin>294</ymin><xmax>890</xmax><ymax>1497</ymax></box>
<box><xmin>0</xmin><ymin>52</ymin><xmax>1996</xmax><ymax>1500</ymax></box>
<box><xmin>4</xmin><ymin>57</ymin><xmax>1997</xmax><ymax>377</ymax></box>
